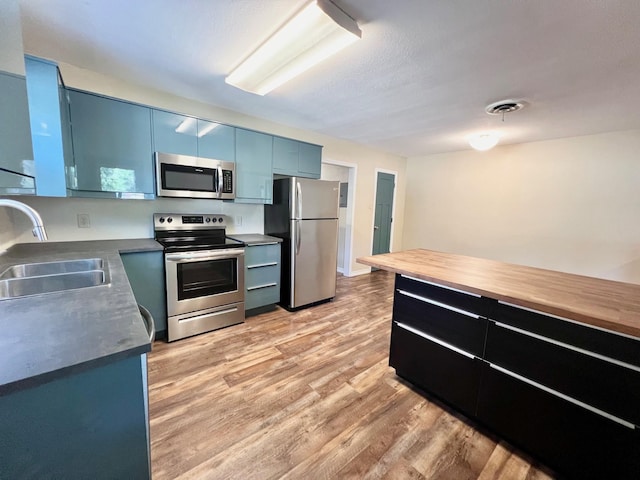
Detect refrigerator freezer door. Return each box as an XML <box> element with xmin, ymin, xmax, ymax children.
<box><xmin>291</xmin><ymin>177</ymin><xmax>340</xmax><ymax>220</ymax></box>
<box><xmin>290</xmin><ymin>218</ymin><xmax>338</xmax><ymax>308</ymax></box>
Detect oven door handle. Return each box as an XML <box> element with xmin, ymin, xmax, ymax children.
<box><xmin>217</xmin><ymin>166</ymin><xmax>224</xmax><ymax>198</ymax></box>
<box><xmin>165</xmin><ymin>249</ymin><xmax>244</xmax><ymax>263</ymax></box>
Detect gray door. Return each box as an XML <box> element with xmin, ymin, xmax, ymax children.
<box><xmin>373</xmin><ymin>172</ymin><xmax>394</xmax><ymax>255</ymax></box>
<box><xmin>290</xmin><ymin>218</ymin><xmax>338</xmax><ymax>308</ymax></box>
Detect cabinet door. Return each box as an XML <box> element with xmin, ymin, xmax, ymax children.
<box><xmin>390</xmin><ymin>321</ymin><xmax>482</xmax><ymax>417</ymax></box>
<box><xmin>272</xmin><ymin>137</ymin><xmax>299</xmax><ymax>175</ymax></box>
<box><xmin>197</xmin><ymin>120</ymin><xmax>235</xmax><ymax>161</ymax></box>
<box><xmin>151</xmin><ymin>110</ymin><xmax>197</xmax><ymax>157</ymax></box>
<box><xmin>477</xmin><ymin>363</ymin><xmax>640</xmax><ymax>479</ymax></box>
<box><xmin>298</xmin><ymin>142</ymin><xmax>321</xmax><ymax>178</ymax></box>
<box><xmin>235</xmin><ymin>128</ymin><xmax>273</xmax><ymax>203</ymax></box>
<box><xmin>69</xmin><ymin>91</ymin><xmax>154</xmax><ymax>195</ymax></box>
<box><xmin>121</xmin><ymin>251</ymin><xmax>167</xmax><ymax>337</ymax></box>
<box><xmin>0</xmin><ymin>72</ymin><xmax>34</xmax><ymax>193</ymax></box>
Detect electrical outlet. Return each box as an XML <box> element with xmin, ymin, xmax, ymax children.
<box><xmin>77</xmin><ymin>213</ymin><xmax>91</xmax><ymax>228</ymax></box>
<box><xmin>236</xmin><ymin>215</ymin><xmax>243</xmax><ymax>226</ymax></box>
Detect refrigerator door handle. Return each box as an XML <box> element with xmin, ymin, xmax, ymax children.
<box><xmin>296</xmin><ymin>220</ymin><xmax>301</xmax><ymax>255</ymax></box>
<box><xmin>296</xmin><ymin>181</ymin><xmax>302</xmax><ymax>219</ymax></box>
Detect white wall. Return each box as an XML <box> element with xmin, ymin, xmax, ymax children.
<box><xmin>403</xmin><ymin>130</ymin><xmax>640</xmax><ymax>284</ymax></box>
<box><xmin>0</xmin><ymin>0</ymin><xmax>25</xmax><ymax>75</ymax></box>
<box><xmin>0</xmin><ymin>60</ymin><xmax>407</xmax><ymax>268</ymax></box>
<box><xmin>321</xmin><ymin>163</ymin><xmax>350</xmax><ymax>272</ymax></box>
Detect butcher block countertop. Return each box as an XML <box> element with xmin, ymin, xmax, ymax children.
<box><xmin>357</xmin><ymin>249</ymin><xmax>640</xmax><ymax>338</ymax></box>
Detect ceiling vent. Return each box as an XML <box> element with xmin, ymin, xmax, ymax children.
<box><xmin>485</xmin><ymin>99</ymin><xmax>526</xmax><ymax>115</ymax></box>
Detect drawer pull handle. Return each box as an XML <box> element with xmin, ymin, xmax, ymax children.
<box><xmin>401</xmin><ymin>275</ymin><xmax>481</xmax><ymax>298</ymax></box>
<box><xmin>247</xmin><ymin>262</ymin><xmax>278</xmax><ymax>269</ymax></box>
<box><xmin>494</xmin><ymin>322</ymin><xmax>640</xmax><ymax>374</ymax></box>
<box><xmin>397</xmin><ymin>289</ymin><xmax>480</xmax><ymax>319</ymax></box>
<box><xmin>395</xmin><ymin>322</ymin><xmax>476</xmax><ymax>359</ymax></box>
<box><xmin>247</xmin><ymin>282</ymin><xmax>278</xmax><ymax>291</ymax></box>
<box><xmin>489</xmin><ymin>363</ymin><xmax>636</xmax><ymax>430</ymax></box>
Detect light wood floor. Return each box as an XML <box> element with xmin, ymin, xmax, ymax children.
<box><xmin>148</xmin><ymin>271</ymin><xmax>555</xmax><ymax>479</ymax></box>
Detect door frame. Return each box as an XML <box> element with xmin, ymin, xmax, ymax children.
<box><xmin>371</xmin><ymin>168</ymin><xmax>398</xmax><ymax>254</ymax></box>
<box><xmin>322</xmin><ymin>158</ymin><xmax>357</xmax><ymax>277</ymax></box>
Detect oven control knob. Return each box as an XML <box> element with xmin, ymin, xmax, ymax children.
<box><xmin>218</xmin><ymin>217</ymin><xmax>224</xmax><ymax>223</ymax></box>
<box><xmin>167</xmin><ymin>217</ymin><xmax>173</xmax><ymax>223</ymax></box>
<box><xmin>212</xmin><ymin>217</ymin><xmax>217</xmax><ymax>223</ymax></box>
<box><xmin>159</xmin><ymin>217</ymin><xmax>165</xmax><ymax>223</ymax></box>
<box><xmin>205</xmin><ymin>217</ymin><xmax>211</xmax><ymax>223</ymax></box>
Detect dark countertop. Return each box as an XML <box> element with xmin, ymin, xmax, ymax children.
<box><xmin>227</xmin><ymin>233</ymin><xmax>283</xmax><ymax>245</ymax></box>
<box><xmin>357</xmin><ymin>249</ymin><xmax>640</xmax><ymax>338</ymax></box>
<box><xmin>0</xmin><ymin>239</ymin><xmax>163</xmax><ymax>395</ymax></box>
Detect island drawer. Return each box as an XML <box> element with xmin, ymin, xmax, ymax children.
<box><xmin>493</xmin><ymin>301</ymin><xmax>640</xmax><ymax>368</ymax></box>
<box><xmin>393</xmin><ymin>288</ymin><xmax>487</xmax><ymax>356</ymax></box>
<box><xmin>485</xmin><ymin>321</ymin><xmax>640</xmax><ymax>426</ymax></box>
<box><xmin>477</xmin><ymin>362</ymin><xmax>640</xmax><ymax>479</ymax></box>
<box><xmin>395</xmin><ymin>274</ymin><xmax>490</xmax><ymax>316</ymax></box>
<box><xmin>390</xmin><ymin>321</ymin><xmax>482</xmax><ymax>417</ymax></box>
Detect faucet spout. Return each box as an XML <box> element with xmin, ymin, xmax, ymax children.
<box><xmin>0</xmin><ymin>199</ymin><xmax>48</xmax><ymax>241</ymax></box>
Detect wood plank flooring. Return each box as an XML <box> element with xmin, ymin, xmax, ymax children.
<box><xmin>148</xmin><ymin>271</ymin><xmax>555</xmax><ymax>479</ymax></box>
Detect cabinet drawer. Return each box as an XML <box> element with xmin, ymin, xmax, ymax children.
<box><xmin>390</xmin><ymin>322</ymin><xmax>482</xmax><ymax>417</ymax></box>
<box><xmin>245</xmin><ymin>243</ymin><xmax>280</xmax><ymax>267</ymax></box>
<box><xmin>485</xmin><ymin>321</ymin><xmax>640</xmax><ymax>425</ymax></box>
<box><xmin>246</xmin><ymin>284</ymin><xmax>279</xmax><ymax>310</ymax></box>
<box><xmin>246</xmin><ymin>264</ymin><xmax>280</xmax><ymax>290</ymax></box>
<box><xmin>477</xmin><ymin>363</ymin><xmax>640</xmax><ymax>479</ymax></box>
<box><xmin>395</xmin><ymin>274</ymin><xmax>490</xmax><ymax>316</ymax></box>
<box><xmin>393</xmin><ymin>288</ymin><xmax>487</xmax><ymax>356</ymax></box>
<box><xmin>493</xmin><ymin>301</ymin><xmax>640</xmax><ymax>368</ymax></box>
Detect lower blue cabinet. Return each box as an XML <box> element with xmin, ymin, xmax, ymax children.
<box><xmin>245</xmin><ymin>242</ymin><xmax>281</xmax><ymax>312</ymax></box>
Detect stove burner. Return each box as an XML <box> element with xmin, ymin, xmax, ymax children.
<box><xmin>153</xmin><ymin>213</ymin><xmax>244</xmax><ymax>252</ymax></box>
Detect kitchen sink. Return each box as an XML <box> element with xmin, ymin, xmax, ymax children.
<box><xmin>0</xmin><ymin>270</ymin><xmax>108</xmax><ymax>299</ymax></box>
<box><xmin>0</xmin><ymin>258</ymin><xmax>103</xmax><ymax>280</ymax></box>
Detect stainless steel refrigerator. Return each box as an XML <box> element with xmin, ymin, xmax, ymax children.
<box><xmin>265</xmin><ymin>177</ymin><xmax>340</xmax><ymax>310</ymax></box>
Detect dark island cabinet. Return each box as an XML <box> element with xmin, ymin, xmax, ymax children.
<box><xmin>388</xmin><ymin>273</ymin><xmax>640</xmax><ymax>479</ymax></box>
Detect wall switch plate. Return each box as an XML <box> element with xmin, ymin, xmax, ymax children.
<box><xmin>77</xmin><ymin>213</ymin><xmax>91</xmax><ymax>228</ymax></box>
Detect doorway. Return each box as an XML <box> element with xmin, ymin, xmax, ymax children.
<box><xmin>372</xmin><ymin>170</ymin><xmax>396</xmax><ymax>256</ymax></box>
<box><xmin>321</xmin><ymin>161</ymin><xmax>356</xmax><ymax>276</ymax></box>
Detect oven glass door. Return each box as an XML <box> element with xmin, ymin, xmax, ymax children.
<box><xmin>165</xmin><ymin>249</ymin><xmax>245</xmax><ymax>316</ymax></box>
<box><xmin>177</xmin><ymin>257</ymin><xmax>236</xmax><ymax>300</ymax></box>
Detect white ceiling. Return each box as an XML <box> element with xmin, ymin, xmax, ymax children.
<box><xmin>18</xmin><ymin>0</ymin><xmax>640</xmax><ymax>158</ymax></box>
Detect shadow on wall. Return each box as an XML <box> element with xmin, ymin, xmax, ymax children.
<box><xmin>602</xmin><ymin>258</ymin><xmax>640</xmax><ymax>285</ymax></box>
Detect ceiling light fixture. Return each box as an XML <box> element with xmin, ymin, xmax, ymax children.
<box><xmin>469</xmin><ymin>132</ymin><xmax>500</xmax><ymax>151</ymax></box>
<box><xmin>225</xmin><ymin>0</ymin><xmax>361</xmax><ymax>96</ymax></box>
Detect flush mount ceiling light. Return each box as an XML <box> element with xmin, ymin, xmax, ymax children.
<box><xmin>469</xmin><ymin>132</ymin><xmax>500</xmax><ymax>151</ymax></box>
<box><xmin>225</xmin><ymin>0</ymin><xmax>361</xmax><ymax>96</ymax></box>
<box><xmin>485</xmin><ymin>99</ymin><xmax>526</xmax><ymax>119</ymax></box>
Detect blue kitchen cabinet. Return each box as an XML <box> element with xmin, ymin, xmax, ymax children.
<box><xmin>68</xmin><ymin>90</ymin><xmax>154</xmax><ymax>197</ymax></box>
<box><xmin>272</xmin><ymin>136</ymin><xmax>322</xmax><ymax>179</ymax></box>
<box><xmin>244</xmin><ymin>242</ymin><xmax>281</xmax><ymax>313</ymax></box>
<box><xmin>121</xmin><ymin>250</ymin><xmax>167</xmax><ymax>339</ymax></box>
<box><xmin>151</xmin><ymin>109</ymin><xmax>197</xmax><ymax>157</ymax></box>
<box><xmin>0</xmin><ymin>354</ymin><xmax>151</xmax><ymax>479</ymax></box>
<box><xmin>197</xmin><ymin>120</ymin><xmax>235</xmax><ymax>161</ymax></box>
<box><xmin>0</xmin><ymin>71</ymin><xmax>35</xmax><ymax>194</ymax></box>
<box><xmin>235</xmin><ymin>128</ymin><xmax>273</xmax><ymax>204</ymax></box>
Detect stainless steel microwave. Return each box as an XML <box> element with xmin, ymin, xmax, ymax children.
<box><xmin>155</xmin><ymin>152</ymin><xmax>235</xmax><ymax>200</ymax></box>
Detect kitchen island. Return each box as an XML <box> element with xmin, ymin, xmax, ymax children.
<box><xmin>0</xmin><ymin>239</ymin><xmax>162</xmax><ymax>479</ymax></box>
<box><xmin>358</xmin><ymin>249</ymin><xmax>640</xmax><ymax>479</ymax></box>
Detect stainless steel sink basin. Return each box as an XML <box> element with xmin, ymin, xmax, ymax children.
<box><xmin>0</xmin><ymin>258</ymin><xmax>103</xmax><ymax>280</ymax></box>
<box><xmin>0</xmin><ymin>270</ymin><xmax>107</xmax><ymax>299</ymax></box>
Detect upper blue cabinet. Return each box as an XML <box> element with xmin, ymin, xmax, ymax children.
<box><xmin>68</xmin><ymin>90</ymin><xmax>154</xmax><ymax>198</ymax></box>
<box><xmin>0</xmin><ymin>71</ymin><xmax>35</xmax><ymax>194</ymax></box>
<box><xmin>272</xmin><ymin>136</ymin><xmax>321</xmax><ymax>179</ymax></box>
<box><xmin>235</xmin><ymin>128</ymin><xmax>273</xmax><ymax>204</ymax></box>
<box><xmin>151</xmin><ymin>109</ymin><xmax>235</xmax><ymax>162</ymax></box>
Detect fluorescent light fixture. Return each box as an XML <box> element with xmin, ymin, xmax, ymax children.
<box><xmin>175</xmin><ymin>117</ymin><xmax>197</xmax><ymax>134</ymax></box>
<box><xmin>197</xmin><ymin>122</ymin><xmax>220</xmax><ymax>138</ymax></box>
<box><xmin>469</xmin><ymin>132</ymin><xmax>500</xmax><ymax>151</ymax></box>
<box><xmin>226</xmin><ymin>0</ymin><xmax>361</xmax><ymax>95</ymax></box>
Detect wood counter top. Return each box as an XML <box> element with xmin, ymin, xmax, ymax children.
<box><xmin>357</xmin><ymin>249</ymin><xmax>640</xmax><ymax>338</ymax></box>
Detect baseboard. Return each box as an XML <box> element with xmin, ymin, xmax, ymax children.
<box><xmin>345</xmin><ymin>267</ymin><xmax>372</xmax><ymax>277</ymax></box>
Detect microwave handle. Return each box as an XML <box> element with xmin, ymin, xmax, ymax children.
<box><xmin>217</xmin><ymin>166</ymin><xmax>223</xmax><ymax>196</ymax></box>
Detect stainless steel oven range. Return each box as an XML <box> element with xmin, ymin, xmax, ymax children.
<box><xmin>154</xmin><ymin>213</ymin><xmax>245</xmax><ymax>342</ymax></box>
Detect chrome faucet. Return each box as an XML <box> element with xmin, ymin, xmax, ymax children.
<box><xmin>0</xmin><ymin>199</ymin><xmax>48</xmax><ymax>241</ymax></box>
